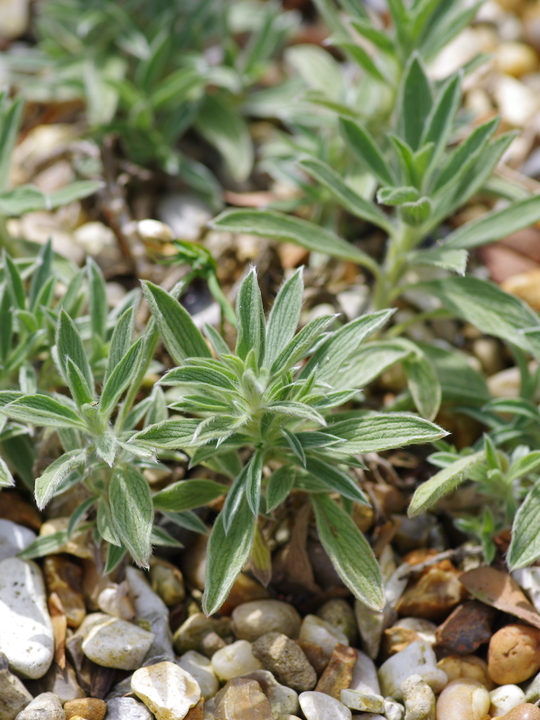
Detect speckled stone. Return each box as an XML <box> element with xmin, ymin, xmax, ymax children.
<box><xmin>299</xmin><ymin>616</ymin><xmax>348</xmax><ymax>658</ymax></box>
<box><xmin>104</xmin><ymin>697</ymin><xmax>153</xmax><ymax>719</ymax></box>
<box><xmin>131</xmin><ymin>661</ymin><xmax>201</xmax><ymax>720</ymax></box>
<box><xmin>82</xmin><ymin>617</ymin><xmax>154</xmax><ymax>670</ymax></box>
<box><xmin>299</xmin><ymin>691</ymin><xmax>352</xmax><ymax>720</ymax></box>
<box><xmin>11</xmin><ymin>691</ymin><xmax>63</xmax><ymax>720</ymax></box>
<box><xmin>64</xmin><ymin>698</ymin><xmax>106</xmax><ymax>720</ymax></box>
<box><xmin>241</xmin><ymin>670</ymin><xmax>299</xmax><ymax>718</ymax></box>
<box><xmin>211</xmin><ymin>641</ymin><xmax>262</xmax><ymax>682</ymax></box>
<box><xmin>232</xmin><ymin>601</ymin><xmax>301</xmax><ymax>642</ymax></box>
<box><xmin>0</xmin><ymin>654</ymin><xmax>33</xmax><ymax>720</ymax></box>
<box><xmin>177</xmin><ymin>651</ymin><xmax>218</xmax><ymax>699</ymax></box>
<box><xmin>213</xmin><ymin>678</ymin><xmax>273</xmax><ymax>720</ymax></box>
<box><xmin>252</xmin><ymin>633</ymin><xmax>317</xmax><ymax>693</ymax></box>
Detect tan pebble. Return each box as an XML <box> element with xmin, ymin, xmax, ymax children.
<box><xmin>499</xmin><ymin>704</ymin><xmax>540</xmax><ymax>720</ymax></box>
<box><xmin>488</xmin><ymin>625</ymin><xmax>540</xmax><ymax>685</ymax></box>
<box><xmin>64</xmin><ymin>698</ymin><xmax>106</xmax><ymax>720</ymax></box>
<box><xmin>437</xmin><ymin>655</ymin><xmax>494</xmax><ymax>691</ymax></box>
<box><xmin>315</xmin><ymin>643</ymin><xmax>358</xmax><ymax>699</ymax></box>
<box><xmin>295</xmin><ymin>639</ymin><xmax>329</xmax><ymax>676</ymax></box>
<box><xmin>185</xmin><ymin>697</ymin><xmax>205</xmax><ymax>719</ymax></box>
<box><xmin>436</xmin><ymin>679</ymin><xmax>490</xmax><ymax>720</ymax></box>
<box><xmin>495</xmin><ymin>42</ymin><xmax>538</xmax><ymax>77</ymax></box>
<box><xmin>502</xmin><ymin>270</ymin><xmax>540</xmax><ymax>312</ymax></box>
<box><xmin>395</xmin><ymin>560</ymin><xmax>467</xmax><ymax>623</ymax></box>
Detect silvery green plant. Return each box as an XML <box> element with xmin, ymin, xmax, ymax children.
<box><xmin>131</xmin><ymin>267</ymin><xmax>446</xmax><ymax>614</ymax></box>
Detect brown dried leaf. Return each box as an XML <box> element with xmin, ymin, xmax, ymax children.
<box><xmin>48</xmin><ymin>592</ymin><xmax>67</xmax><ymax>669</ymax></box>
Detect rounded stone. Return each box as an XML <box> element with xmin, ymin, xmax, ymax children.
<box><xmin>0</xmin><ymin>557</ymin><xmax>54</xmax><ymax>679</ymax></box>
<box><xmin>299</xmin><ymin>615</ymin><xmax>349</xmax><ymax>658</ymax></box>
<box><xmin>131</xmin><ymin>661</ymin><xmax>201</xmax><ymax>720</ymax></box>
<box><xmin>0</xmin><ymin>519</ymin><xmax>35</xmax><ymax>561</ymax></box>
<box><xmin>105</xmin><ymin>697</ymin><xmax>154</xmax><ymax>719</ymax></box>
<box><xmin>14</xmin><ymin>691</ymin><xmax>64</xmax><ymax>720</ymax></box>
<box><xmin>82</xmin><ymin>617</ymin><xmax>155</xmax><ymax>670</ymax></box>
<box><xmin>252</xmin><ymin>632</ymin><xmax>317</xmax><ymax>693</ymax></box>
<box><xmin>211</xmin><ymin>640</ymin><xmax>262</xmax><ymax>682</ymax></box>
<box><xmin>232</xmin><ymin>600</ymin><xmax>302</xmax><ymax>642</ymax></box>
<box><xmin>176</xmin><ymin>650</ymin><xmax>219</xmax><ymax>699</ymax></box>
<box><xmin>499</xmin><ymin>705</ymin><xmax>540</xmax><ymax>720</ymax></box>
<box><xmin>488</xmin><ymin>625</ymin><xmax>540</xmax><ymax>685</ymax></box>
<box><xmin>64</xmin><ymin>698</ymin><xmax>107</xmax><ymax>720</ymax></box>
<box><xmin>490</xmin><ymin>686</ymin><xmax>526</xmax><ymax>717</ymax></box>
<box><xmin>437</xmin><ymin>655</ymin><xmax>493</xmax><ymax>691</ymax></box>
<box><xmin>299</xmin><ymin>691</ymin><xmax>352</xmax><ymax>720</ymax></box>
<box><xmin>436</xmin><ymin>679</ymin><xmax>490</xmax><ymax>720</ymax></box>
<box><xmin>316</xmin><ymin>600</ymin><xmax>358</xmax><ymax>645</ymax></box>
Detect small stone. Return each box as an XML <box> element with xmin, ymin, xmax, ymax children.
<box><xmin>82</xmin><ymin>617</ymin><xmax>154</xmax><ymax>670</ymax></box>
<box><xmin>435</xmin><ymin>601</ymin><xmax>495</xmax><ymax>655</ymax></box>
<box><xmin>241</xmin><ymin>670</ymin><xmax>299</xmax><ymax>718</ymax></box>
<box><xmin>299</xmin><ymin>615</ymin><xmax>349</xmax><ymax>658</ymax></box>
<box><xmin>212</xmin><ymin>640</ymin><xmax>262</xmax><ymax>682</ymax></box>
<box><xmin>502</xmin><ymin>270</ymin><xmax>540</xmax><ymax>312</ymax></box>
<box><xmin>437</xmin><ymin>655</ymin><xmax>493</xmax><ymax>691</ymax></box>
<box><xmin>499</xmin><ymin>705</ymin><xmax>540</xmax><ymax>720</ymax></box>
<box><xmin>315</xmin><ymin>644</ymin><xmax>358</xmax><ymax>699</ymax></box>
<box><xmin>174</xmin><ymin>614</ymin><xmax>231</xmax><ymax>656</ymax></box>
<box><xmin>495</xmin><ymin>42</ymin><xmax>538</xmax><ymax>77</ymax></box>
<box><xmin>39</xmin><ymin>519</ymin><xmax>93</xmax><ymax>560</ymax></box>
<box><xmin>316</xmin><ymin>600</ymin><xmax>358</xmax><ymax>645</ymax></box>
<box><xmin>104</xmin><ymin>697</ymin><xmax>153</xmax><ymax>720</ymax></box>
<box><xmin>157</xmin><ymin>194</ymin><xmax>212</xmax><ymax>243</ymax></box>
<box><xmin>177</xmin><ymin>651</ymin><xmax>219</xmax><ymax>700</ymax></box>
<box><xmin>232</xmin><ymin>601</ymin><xmax>301</xmax><ymax>642</ymax></box>
<box><xmin>383</xmin><ymin>619</ymin><xmax>437</xmax><ymax>658</ymax></box>
<box><xmin>0</xmin><ymin>558</ymin><xmax>54</xmax><ymax>679</ymax></box>
<box><xmin>219</xmin><ymin>574</ymin><xmax>270</xmax><ymax>616</ymax></box>
<box><xmin>0</xmin><ymin>0</ymin><xmax>29</xmax><ymax>38</ymax></box>
<box><xmin>14</xmin><ymin>692</ymin><xmax>65</xmax><ymax>720</ymax></box>
<box><xmin>340</xmin><ymin>690</ymin><xmax>384</xmax><ymax>713</ymax></box>
<box><xmin>401</xmin><ymin>675</ymin><xmax>435</xmax><ymax>720</ymax></box>
<box><xmin>29</xmin><ymin>662</ymin><xmax>85</xmax><ymax>703</ymax></box>
<box><xmin>126</xmin><ymin>567</ymin><xmax>174</xmax><ymax>660</ymax></box>
<box><xmin>64</xmin><ymin>699</ymin><xmax>106</xmax><ymax>720</ymax></box>
<box><xmin>299</xmin><ymin>691</ymin><xmax>352</xmax><ymax>720</ymax></box>
<box><xmin>490</xmin><ymin>686</ymin><xmax>526</xmax><ymax>717</ymax></box>
<box><xmin>494</xmin><ymin>76</ymin><xmax>540</xmax><ymax>128</ymax></box>
<box><xmin>488</xmin><ymin>624</ymin><xmax>540</xmax><ymax>685</ymax></box>
<box><xmin>185</xmin><ymin>698</ymin><xmax>205</xmax><ymax>720</ymax></box>
<box><xmin>395</xmin><ymin>560</ymin><xmax>467</xmax><ymax>623</ymax></box>
<box><xmin>295</xmin><ymin>641</ymin><xmax>328</xmax><ymax>676</ymax></box>
<box><xmin>0</xmin><ymin>656</ymin><xmax>33</xmax><ymax>720</ymax></box>
<box><xmin>132</xmin><ymin>661</ymin><xmax>201</xmax><ymax>720</ymax></box>
<box><xmin>43</xmin><ymin>556</ymin><xmax>86</xmax><ymax>629</ymax></box>
<box><xmin>97</xmin><ymin>583</ymin><xmax>134</xmax><ymax>621</ymax></box>
<box><xmin>436</xmin><ymin>679</ymin><xmax>490</xmax><ymax>720</ymax></box>
<box><xmin>349</xmin><ymin>651</ymin><xmax>381</xmax><ymax>695</ymax></box>
<box><xmin>0</xmin><ymin>492</ymin><xmax>41</xmax><ymax>530</ymax></box>
<box><xmin>252</xmin><ymin>632</ymin><xmax>317</xmax><ymax>693</ymax></box>
<box><xmin>0</xmin><ymin>519</ymin><xmax>35</xmax><ymax>561</ymax></box>
<box><xmin>199</xmin><ymin>632</ymin><xmax>227</xmax><ymax>658</ymax></box>
<box><xmin>149</xmin><ymin>561</ymin><xmax>185</xmax><ymax>606</ymax></box>
<box><xmin>384</xmin><ymin>697</ymin><xmax>405</xmax><ymax>720</ymax></box>
<box><xmin>137</xmin><ymin>220</ymin><xmax>174</xmax><ymax>244</ymax></box>
<box><xmin>378</xmin><ymin>641</ymin><xmax>448</xmax><ymax>700</ymax></box>
<box><xmin>214</xmin><ymin>678</ymin><xmax>273</xmax><ymax>720</ymax></box>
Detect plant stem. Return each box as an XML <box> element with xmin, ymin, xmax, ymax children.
<box><xmin>372</xmin><ymin>223</ymin><xmax>419</xmax><ymax>311</ymax></box>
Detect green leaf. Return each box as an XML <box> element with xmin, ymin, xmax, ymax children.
<box><xmin>408</xmin><ymin>451</ymin><xmax>485</xmax><ymax>516</ymax></box>
<box><xmin>411</xmin><ymin>246</ymin><xmax>468</xmax><ymax>275</ymax></box>
<box><xmin>302</xmin><ymin>309</ymin><xmax>394</xmax><ymax>383</ymax></box>
<box><xmin>142</xmin><ymin>281</ymin><xmax>211</xmax><ymax>363</ymax></box>
<box><xmin>265</xmin><ymin>269</ymin><xmax>304</xmax><ymax>368</ymax></box>
<box><xmin>95</xmin><ymin>431</ymin><xmax>118</xmax><ymax>467</ymax></box>
<box><xmin>421</xmin><ymin>277</ymin><xmax>540</xmax><ymax>358</ymax></box>
<box><xmin>266</xmin><ymin>465</ymin><xmax>296</xmax><ymax>511</ymax></box>
<box><xmin>417</xmin><ymin>341</ymin><xmax>490</xmax><ymax>406</ymax></box>
<box><xmin>153</xmin><ymin>479</ymin><xmax>228</xmax><ymax>512</ymax></box>
<box><xmin>66</xmin><ymin>358</ymin><xmax>94</xmax><ymax>408</ymax></box>
<box><xmin>235</xmin><ymin>268</ymin><xmax>266</xmax><ymax>367</ymax></box>
<box><xmin>18</xmin><ymin>531</ymin><xmax>68</xmax><ymax>560</ymax></box>
<box><xmin>327</xmin><ymin>413</ymin><xmax>447</xmax><ymax>454</ymax></box>
<box><xmin>56</xmin><ymin>311</ymin><xmax>94</xmax><ymax>395</ymax></box>
<box><xmin>100</xmin><ymin>337</ymin><xmax>144</xmax><ymax>418</ymax></box>
<box><xmin>29</xmin><ymin>239</ymin><xmax>53</xmax><ymax>311</ymax></box>
<box><xmin>403</xmin><ymin>354</ymin><xmax>441</xmax><ymax>421</ymax></box>
<box><xmin>330</xmin><ymin>39</ymin><xmax>386</xmax><ymax>82</ymax></box>
<box><xmin>3</xmin><ymin>394</ymin><xmax>85</xmax><ymax>428</ymax></box>
<box><xmin>377</xmin><ymin>186</ymin><xmax>419</xmax><ymax>205</ymax></box>
<box><xmin>312</xmin><ymin>493</ymin><xmax>384</xmax><ymax>610</ymax></box>
<box><xmin>0</xmin><ymin>455</ymin><xmax>14</xmax><ymax>488</ymax></box>
<box><xmin>151</xmin><ymin>526</ymin><xmax>183</xmax><ymax>548</ymax></box>
<box><xmin>46</xmin><ymin>180</ymin><xmax>103</xmax><ymax>208</ymax></box>
<box><xmin>421</xmin><ymin>73</ymin><xmax>462</xmax><ymax>172</ymax></box>
<box><xmin>349</xmin><ymin>18</ymin><xmax>397</xmax><ymax>56</ymax></box>
<box><xmin>305</xmin><ymin>457</ymin><xmax>368</xmax><ymax>503</ymax></box>
<box><xmin>271</xmin><ymin>315</ymin><xmax>336</xmax><ymax>375</ymax></box>
<box><xmin>443</xmin><ymin>196</ymin><xmax>540</xmax><ymax>250</ymax></box>
<box><xmin>105</xmin><ymin>542</ymin><xmax>127</xmax><ymax>574</ymax></box>
<box><xmin>398</xmin><ymin>54</ymin><xmax>432</xmax><ymax>151</ymax></box>
<box><xmin>0</xmin><ymin>96</ymin><xmax>24</xmax><ymax>193</ymax></box>
<box><xmin>195</xmin><ymin>94</ymin><xmax>253</xmax><ymax>183</ymax></box>
<box><xmin>109</xmin><ymin>465</ymin><xmax>153</xmax><ymax>567</ymax></box>
<box><xmin>507</xmin><ymin>452</ymin><xmax>540</xmax><ymax>483</ymax></box>
<box><xmin>508</xmin><ymin>481</ymin><xmax>540</xmax><ymax>569</ymax></box>
<box><xmin>106</xmin><ymin>307</ymin><xmax>135</xmax><ymax>380</ymax></box>
<box><xmin>401</xmin><ymin>197</ymin><xmax>432</xmax><ymax>226</ymax></box>
<box><xmin>282</xmin><ymin>428</ymin><xmax>306</xmax><ymax>466</ymax></box>
<box><xmin>0</xmin><ymin>185</ymin><xmax>47</xmax><ymax>216</ymax></box>
<box><xmin>266</xmin><ymin>401</ymin><xmax>326</xmax><ymax>426</ymax></box>
<box><xmin>87</xmin><ymin>257</ymin><xmax>108</xmax><ymax>342</ymax></box>
<box><xmin>133</xmin><ymin>418</ymin><xmax>201</xmax><ymax>449</ymax></box>
<box><xmin>299</xmin><ymin>158</ymin><xmax>394</xmax><ymax>233</ymax></box>
<box><xmin>3</xmin><ymin>252</ymin><xmax>25</xmax><ymax>310</ymax></box>
<box><xmin>210</xmin><ymin>209</ymin><xmax>381</xmax><ymax>273</ymax></box>
<box><xmin>164</xmin><ymin>510</ymin><xmax>208</xmax><ymax>535</ymax></box>
<box><xmin>245</xmin><ymin>450</ymin><xmax>265</xmax><ymax>516</ymax></box>
<box><xmin>202</xmin><ymin>494</ymin><xmax>256</xmax><ymax>615</ymax></box>
<box><xmin>67</xmin><ymin>497</ymin><xmax>95</xmax><ymax>538</ymax></box>
<box><xmin>340</xmin><ymin>119</ymin><xmax>394</xmax><ymax>186</ymax></box>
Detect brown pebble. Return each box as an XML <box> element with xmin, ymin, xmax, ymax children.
<box><xmin>64</xmin><ymin>698</ymin><xmax>107</xmax><ymax>720</ymax></box>
<box><xmin>214</xmin><ymin>677</ymin><xmax>273</xmax><ymax>720</ymax></box>
<box><xmin>295</xmin><ymin>639</ymin><xmax>329</xmax><ymax>676</ymax></box>
<box><xmin>488</xmin><ymin>624</ymin><xmax>540</xmax><ymax>684</ymax></box>
<box><xmin>500</xmin><ymin>704</ymin><xmax>540</xmax><ymax>720</ymax></box>
<box><xmin>185</xmin><ymin>697</ymin><xmax>205</xmax><ymax>720</ymax></box>
<box><xmin>252</xmin><ymin>632</ymin><xmax>317</xmax><ymax>692</ymax></box>
<box><xmin>396</xmin><ymin>559</ymin><xmax>467</xmax><ymax>623</ymax></box>
<box><xmin>44</xmin><ymin>556</ymin><xmax>86</xmax><ymax>629</ymax></box>
<box><xmin>315</xmin><ymin>643</ymin><xmax>358</xmax><ymax>699</ymax></box>
<box><xmin>436</xmin><ymin>601</ymin><xmax>495</xmax><ymax>654</ymax></box>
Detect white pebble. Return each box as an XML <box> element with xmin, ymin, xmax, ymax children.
<box><xmin>299</xmin><ymin>615</ymin><xmax>348</xmax><ymax>657</ymax></box>
<box><xmin>378</xmin><ymin>641</ymin><xmax>447</xmax><ymax>700</ymax></box>
<box><xmin>82</xmin><ymin>617</ymin><xmax>154</xmax><ymax>670</ymax></box>
<box><xmin>132</xmin><ymin>661</ymin><xmax>201</xmax><ymax>720</ymax></box>
<box><xmin>211</xmin><ymin>640</ymin><xmax>262</xmax><ymax>681</ymax></box>
<box><xmin>299</xmin><ymin>691</ymin><xmax>352</xmax><ymax>720</ymax></box>
<box><xmin>0</xmin><ymin>519</ymin><xmax>35</xmax><ymax>561</ymax></box>
<box><xmin>177</xmin><ymin>650</ymin><xmax>218</xmax><ymax>699</ymax></box>
<box><xmin>489</xmin><ymin>685</ymin><xmax>526</xmax><ymax>716</ymax></box>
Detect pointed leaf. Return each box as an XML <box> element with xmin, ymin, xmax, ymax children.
<box><xmin>56</xmin><ymin>311</ymin><xmax>94</xmax><ymax>393</ymax></box>
<box><xmin>153</xmin><ymin>479</ymin><xmax>228</xmax><ymax>512</ymax></box>
<box><xmin>235</xmin><ymin>268</ymin><xmax>266</xmax><ymax>366</ymax></box>
<box><xmin>399</xmin><ymin>54</ymin><xmax>432</xmax><ymax>150</ymax></box>
<box><xmin>3</xmin><ymin>394</ymin><xmax>85</xmax><ymax>428</ymax></box>
<box><xmin>100</xmin><ymin>337</ymin><xmax>144</xmax><ymax>418</ymax></box>
<box><xmin>340</xmin><ymin>119</ymin><xmax>394</xmax><ymax>186</ymax></box>
<box><xmin>109</xmin><ymin>465</ymin><xmax>153</xmax><ymax>567</ymax></box>
<box><xmin>265</xmin><ymin>269</ymin><xmax>303</xmax><ymax>368</ymax></box>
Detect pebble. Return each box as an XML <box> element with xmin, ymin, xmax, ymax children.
<box><xmin>213</xmin><ymin>678</ymin><xmax>273</xmax><ymax>720</ymax></box>
<box><xmin>29</xmin><ymin>662</ymin><xmax>85</xmax><ymax>702</ymax></box>
<box><xmin>501</xmin><ymin>270</ymin><xmax>540</xmax><ymax>312</ymax></box>
<box><xmin>435</xmin><ymin>601</ymin><xmax>495</xmax><ymax>655</ymax></box>
<box><xmin>401</xmin><ymin>675</ymin><xmax>435</xmax><ymax>720</ymax></box>
<box><xmin>252</xmin><ymin>632</ymin><xmax>317</xmax><ymax>692</ymax></box>
<box><xmin>436</xmin><ymin>679</ymin><xmax>490</xmax><ymax>720</ymax></box>
<box><xmin>177</xmin><ymin>651</ymin><xmax>219</xmax><ymax>700</ymax></box>
<box><xmin>104</xmin><ymin>697</ymin><xmax>153</xmax><ymax>719</ymax></box>
<box><xmin>126</xmin><ymin>567</ymin><xmax>174</xmax><ymax>660</ymax></box>
<box><xmin>157</xmin><ymin>194</ymin><xmax>212</xmax><ymax>242</ymax></box>
<box><xmin>437</xmin><ymin>655</ymin><xmax>493</xmax><ymax>690</ymax></box>
<box><xmin>185</xmin><ymin>698</ymin><xmax>205</xmax><ymax>720</ymax></box>
<box><xmin>82</xmin><ymin>617</ymin><xmax>155</xmax><ymax>670</ymax></box>
<box><xmin>395</xmin><ymin>560</ymin><xmax>466</xmax><ymax>622</ymax></box>
<box><xmin>212</xmin><ymin>640</ymin><xmax>262</xmax><ymax>682</ymax></box>
<box><xmin>242</xmin><ymin>670</ymin><xmax>299</xmax><ymax>718</ymax></box>
<box><xmin>174</xmin><ymin>614</ymin><xmax>232</xmax><ymax>656</ymax></box>
<box><xmin>299</xmin><ymin>615</ymin><xmax>349</xmax><ymax>658</ymax></box>
<box><xmin>349</xmin><ymin>651</ymin><xmax>381</xmax><ymax>695</ymax></box>
<box><xmin>495</xmin><ymin>42</ymin><xmax>538</xmax><ymax>77</ymax></box>
<box><xmin>499</xmin><ymin>705</ymin><xmax>540</xmax><ymax>720</ymax></box>
<box><xmin>64</xmin><ymin>699</ymin><xmax>106</xmax><ymax>720</ymax></box>
<box><xmin>299</xmin><ymin>691</ymin><xmax>352</xmax><ymax>720</ymax></box>
<box><xmin>490</xmin><ymin>685</ymin><xmax>526</xmax><ymax>716</ymax></box>
<box><xmin>354</xmin><ymin>599</ymin><xmax>388</xmax><ymax>659</ymax></box>
<box><xmin>0</xmin><ymin>653</ymin><xmax>33</xmax><ymax>720</ymax></box>
<box><xmin>383</xmin><ymin>619</ymin><xmax>437</xmax><ymax>658</ymax></box>
<box><xmin>0</xmin><ymin>0</ymin><xmax>29</xmax><ymax>38</ymax></box>
<box><xmin>43</xmin><ymin>556</ymin><xmax>86</xmax><ymax>628</ymax></box>
<box><xmin>378</xmin><ymin>641</ymin><xmax>448</xmax><ymax>700</ymax></box>
<box><xmin>97</xmin><ymin>583</ymin><xmax>134</xmax><ymax>621</ymax></box>
<box><xmin>315</xmin><ymin>644</ymin><xmax>358</xmax><ymax>699</ymax></box>
<box><xmin>488</xmin><ymin>624</ymin><xmax>540</xmax><ymax>684</ymax></box>
<box><xmin>232</xmin><ymin>601</ymin><xmax>301</xmax><ymax>642</ymax></box>
<box><xmin>494</xmin><ymin>75</ymin><xmax>540</xmax><ymax>128</ymax></box>
<box><xmin>39</xmin><ymin>519</ymin><xmax>93</xmax><ymax>560</ymax></box>
<box><xmin>11</xmin><ymin>692</ymin><xmax>63</xmax><ymax>720</ymax></box>
<box><xmin>149</xmin><ymin>561</ymin><xmax>185</xmax><ymax>606</ymax></box>
<box><xmin>316</xmin><ymin>600</ymin><xmax>358</xmax><ymax>645</ymax></box>
<box><xmin>137</xmin><ymin>219</ymin><xmax>174</xmax><ymax>244</ymax></box>
<box><xmin>340</xmin><ymin>690</ymin><xmax>384</xmax><ymax>713</ymax></box>
<box><xmin>0</xmin><ymin>558</ymin><xmax>54</xmax><ymax>679</ymax></box>
<box><xmin>295</xmin><ymin>641</ymin><xmax>328</xmax><ymax>677</ymax></box>
<box><xmin>131</xmin><ymin>661</ymin><xmax>201</xmax><ymax>720</ymax></box>
<box><xmin>385</xmin><ymin>697</ymin><xmax>405</xmax><ymax>720</ymax></box>
<box><xmin>0</xmin><ymin>519</ymin><xmax>35</xmax><ymax>561</ymax></box>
